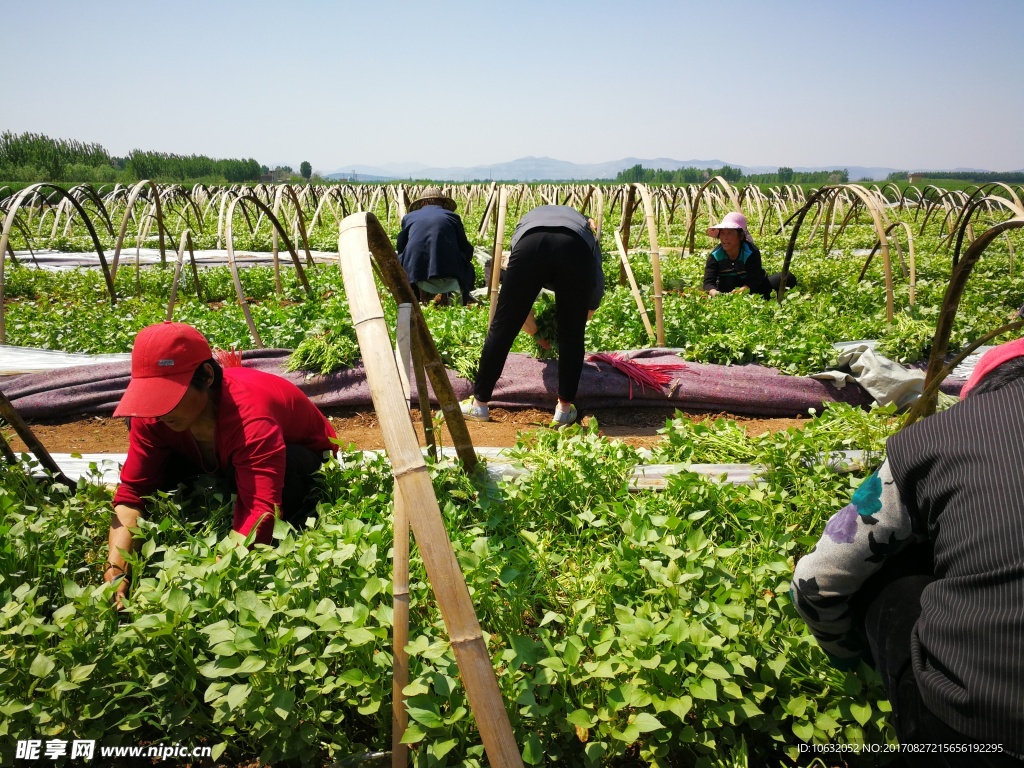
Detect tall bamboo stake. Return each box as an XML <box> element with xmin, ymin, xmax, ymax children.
<box><xmin>488</xmin><ymin>186</ymin><xmax>509</xmax><ymax>324</ymax></box>
<box><xmin>410</xmin><ymin>332</ymin><xmax>438</xmax><ymax>462</ymax></box>
<box><xmin>636</xmin><ymin>184</ymin><xmax>665</xmax><ymax>345</ymax></box>
<box><xmin>613</xmin><ymin>230</ymin><xmax>655</xmax><ymax>341</ymax></box>
<box><xmin>391</xmin><ymin>487</ymin><xmax>410</xmax><ymax>768</ymax></box>
<box><xmin>338</xmin><ymin>215</ymin><xmax>523</xmax><ymax>767</ymax></box>
<box><xmin>618</xmin><ymin>184</ymin><xmax>636</xmax><ymax>286</ymax></box>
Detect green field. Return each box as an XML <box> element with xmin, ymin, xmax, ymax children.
<box><xmin>1</xmin><ymin>181</ymin><xmax>1023</xmax><ymax>766</ymax></box>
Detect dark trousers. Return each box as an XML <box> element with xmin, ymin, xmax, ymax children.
<box><xmin>164</xmin><ymin>444</ymin><xmax>326</xmax><ymax>531</ymax></box>
<box><xmin>857</xmin><ymin>544</ymin><xmax>1021</xmax><ymax>767</ymax></box>
<box><xmin>766</xmin><ymin>271</ymin><xmax>797</xmax><ymax>293</ymax></box>
<box><xmin>474</xmin><ymin>229</ymin><xmax>594</xmax><ymax>403</ymax></box>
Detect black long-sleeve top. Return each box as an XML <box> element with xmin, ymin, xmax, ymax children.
<box><xmin>702</xmin><ymin>242</ymin><xmax>771</xmax><ymax>297</ymax></box>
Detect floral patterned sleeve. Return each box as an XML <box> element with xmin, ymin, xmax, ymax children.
<box><xmin>791</xmin><ymin>459</ymin><xmax>925</xmax><ymax>666</ymax></box>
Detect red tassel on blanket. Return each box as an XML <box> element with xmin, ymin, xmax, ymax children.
<box><xmin>214</xmin><ymin>347</ymin><xmax>243</xmax><ymax>368</ymax></box>
<box><xmin>587</xmin><ymin>353</ymin><xmax>690</xmax><ymax>399</ymax></box>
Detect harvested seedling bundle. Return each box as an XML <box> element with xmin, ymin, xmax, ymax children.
<box><xmin>587</xmin><ymin>351</ymin><xmax>690</xmax><ymax>398</ymax></box>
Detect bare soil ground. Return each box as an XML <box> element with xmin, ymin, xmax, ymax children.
<box><xmin>6</xmin><ymin>406</ymin><xmax>807</xmax><ymax>455</ymax></box>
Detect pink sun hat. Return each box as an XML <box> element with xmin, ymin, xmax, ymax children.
<box><xmin>707</xmin><ymin>211</ymin><xmax>755</xmax><ymax>244</ymax></box>
<box><xmin>959</xmin><ymin>336</ymin><xmax>1024</xmax><ymax>399</ymax></box>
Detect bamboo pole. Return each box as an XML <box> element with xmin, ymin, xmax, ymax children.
<box><xmin>0</xmin><ymin>429</ymin><xmax>18</xmax><ymax>465</ymax></box>
<box><xmin>619</xmin><ymin>184</ymin><xmax>637</xmax><ymax>286</ymax></box>
<box><xmin>391</xmin><ymin>487</ymin><xmax>410</xmax><ymax>768</ymax></box>
<box><xmin>613</xmin><ymin>230</ymin><xmax>655</xmax><ymax>341</ymax></box>
<box><xmin>359</xmin><ymin>216</ymin><xmax>477</xmax><ymax>473</ymax></box>
<box><xmin>109</xmin><ymin>180</ymin><xmax>167</xmax><ymax>280</ymax></box>
<box><xmin>0</xmin><ymin>390</ymin><xmax>72</xmax><ymax>487</ymax></box>
<box><xmin>224</xmin><ymin>197</ymin><xmax>265</xmax><ymax>348</ymax></box>
<box><xmin>636</xmin><ymin>184</ymin><xmax>665</xmax><ymax>345</ymax></box>
<box><xmin>338</xmin><ymin>215</ymin><xmax>523</xmax><ymax>767</ymax></box>
<box><xmin>167</xmin><ymin>230</ymin><xmax>204</xmax><ymax>320</ymax></box>
<box><xmin>477</xmin><ymin>182</ymin><xmax>497</xmax><ymax>240</ymax></box>
<box><xmin>395</xmin><ymin>303</ymin><xmax>413</xmax><ymax>400</ymax></box>
<box><xmin>488</xmin><ymin>186</ymin><xmax>509</xmax><ymax>324</ymax></box>
<box><xmin>410</xmin><ymin>328</ymin><xmax>438</xmax><ymax>462</ymax></box>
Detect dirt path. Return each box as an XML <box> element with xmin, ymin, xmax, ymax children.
<box><xmin>6</xmin><ymin>407</ymin><xmax>807</xmax><ymax>455</ymax></box>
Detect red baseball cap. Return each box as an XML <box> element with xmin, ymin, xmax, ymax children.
<box><xmin>960</xmin><ymin>336</ymin><xmax>1024</xmax><ymax>399</ymax></box>
<box><xmin>113</xmin><ymin>322</ymin><xmax>212</xmax><ymax>418</ymax></box>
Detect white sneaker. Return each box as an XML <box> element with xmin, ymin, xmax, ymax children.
<box><xmin>460</xmin><ymin>399</ymin><xmax>490</xmax><ymax>422</ymax></box>
<box><xmin>551</xmin><ymin>403</ymin><xmax>578</xmax><ymax>427</ymax></box>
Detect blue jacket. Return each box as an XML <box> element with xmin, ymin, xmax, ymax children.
<box><xmin>397</xmin><ymin>206</ymin><xmax>476</xmax><ymax>300</ymax></box>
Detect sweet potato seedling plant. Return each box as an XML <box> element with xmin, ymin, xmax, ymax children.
<box><xmin>1</xmin><ymin>411</ymin><xmax>905</xmax><ymax>767</ymax></box>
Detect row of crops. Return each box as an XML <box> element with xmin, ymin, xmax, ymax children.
<box><xmin>3</xmin><ymin>180</ymin><xmax>1024</xmax><ymax>380</ymax></box>
<box><xmin>1</xmin><ymin>180</ymin><xmax>1023</xmax><ymax>765</ymax></box>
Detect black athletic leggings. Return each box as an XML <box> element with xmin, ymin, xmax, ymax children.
<box><xmin>474</xmin><ymin>228</ymin><xmax>595</xmax><ymax>403</ymax></box>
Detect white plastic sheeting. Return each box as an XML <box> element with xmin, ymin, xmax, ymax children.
<box><xmin>0</xmin><ymin>345</ymin><xmax>131</xmax><ymax>375</ymax></box>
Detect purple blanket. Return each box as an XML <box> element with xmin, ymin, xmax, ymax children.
<box><xmin>0</xmin><ymin>349</ymin><xmax>963</xmax><ymax>420</ymax></box>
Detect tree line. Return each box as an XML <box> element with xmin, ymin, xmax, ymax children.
<box><xmin>614</xmin><ymin>163</ymin><xmax>849</xmax><ymax>185</ymax></box>
<box><xmin>886</xmin><ymin>169</ymin><xmax>1024</xmax><ymax>184</ymax></box>
<box><xmin>0</xmin><ymin>131</ymin><xmax>264</xmax><ymax>184</ymax></box>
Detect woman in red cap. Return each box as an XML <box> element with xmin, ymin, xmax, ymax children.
<box><xmin>703</xmin><ymin>211</ymin><xmax>796</xmax><ymax>298</ymax></box>
<box><xmin>104</xmin><ymin>322</ymin><xmax>337</xmax><ymax>604</ymax></box>
<box><xmin>791</xmin><ymin>338</ymin><xmax>1024</xmax><ymax>761</ymax></box>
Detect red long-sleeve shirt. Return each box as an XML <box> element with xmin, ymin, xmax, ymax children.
<box><xmin>113</xmin><ymin>368</ymin><xmax>336</xmax><ymax>544</ymax></box>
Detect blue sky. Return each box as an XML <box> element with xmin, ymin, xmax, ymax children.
<box><xmin>2</xmin><ymin>0</ymin><xmax>1022</xmax><ymax>173</ymax></box>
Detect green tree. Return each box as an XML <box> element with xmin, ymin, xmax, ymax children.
<box><xmin>777</xmin><ymin>166</ymin><xmax>793</xmax><ymax>183</ymax></box>
<box><xmin>300</xmin><ymin>161</ymin><xmax>312</xmax><ymax>180</ymax></box>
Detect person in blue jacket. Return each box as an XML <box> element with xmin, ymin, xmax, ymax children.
<box><xmin>396</xmin><ymin>188</ymin><xmax>476</xmax><ymax>306</ymax></box>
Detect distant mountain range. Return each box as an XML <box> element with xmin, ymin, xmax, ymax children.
<box><xmin>324</xmin><ymin>156</ymin><xmax>945</xmax><ymax>183</ymax></box>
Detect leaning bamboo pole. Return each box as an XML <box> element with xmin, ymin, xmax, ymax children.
<box><xmin>636</xmin><ymin>184</ymin><xmax>666</xmax><ymax>345</ymax></box>
<box><xmin>0</xmin><ymin>429</ymin><xmax>17</xmax><ymax>465</ymax></box>
<box><xmin>359</xmin><ymin>216</ymin><xmax>477</xmax><ymax>473</ymax></box>
<box><xmin>614</xmin><ymin>230</ymin><xmax>655</xmax><ymax>341</ymax></box>
<box><xmin>410</xmin><ymin>332</ymin><xmax>438</xmax><ymax>462</ymax></box>
<box><xmin>477</xmin><ymin>182</ymin><xmax>498</xmax><ymax>241</ymax></box>
<box><xmin>488</xmin><ymin>186</ymin><xmax>509</xmax><ymax>323</ymax></box>
<box><xmin>0</xmin><ymin>390</ymin><xmax>72</xmax><ymax>487</ymax></box>
<box><xmin>338</xmin><ymin>215</ymin><xmax>523</xmax><ymax>767</ymax></box>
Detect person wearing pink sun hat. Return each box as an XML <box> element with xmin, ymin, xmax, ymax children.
<box><xmin>703</xmin><ymin>211</ymin><xmax>797</xmax><ymax>298</ymax></box>
<box><xmin>104</xmin><ymin>322</ymin><xmax>337</xmax><ymax>605</ymax></box>
<box><xmin>792</xmin><ymin>336</ymin><xmax>1024</xmax><ymax>757</ymax></box>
